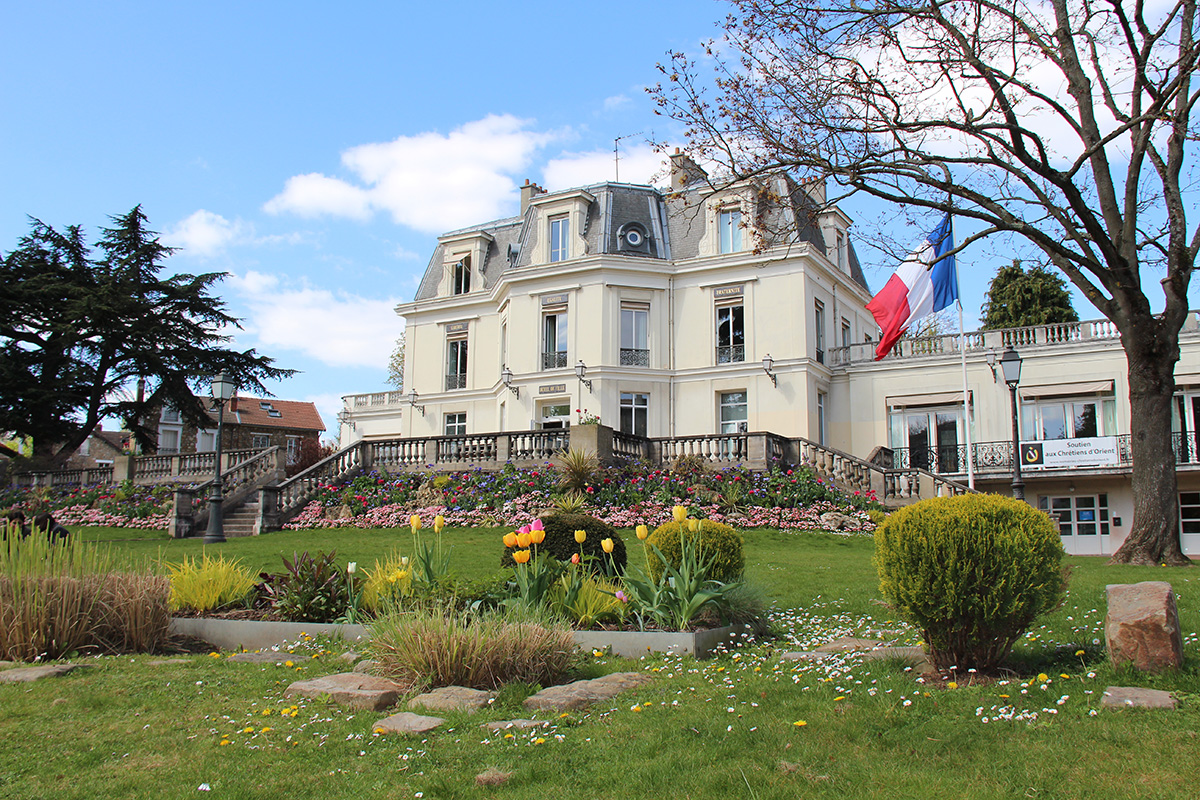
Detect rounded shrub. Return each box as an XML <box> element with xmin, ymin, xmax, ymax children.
<box><xmin>499</xmin><ymin>512</ymin><xmax>627</xmax><ymax>576</ymax></box>
<box><xmin>874</xmin><ymin>493</ymin><xmax>1067</xmax><ymax>672</ymax></box>
<box><xmin>646</xmin><ymin>519</ymin><xmax>744</xmax><ymax>585</ymax></box>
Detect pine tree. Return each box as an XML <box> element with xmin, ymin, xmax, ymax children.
<box><xmin>981</xmin><ymin>261</ymin><xmax>1079</xmax><ymax>330</ymax></box>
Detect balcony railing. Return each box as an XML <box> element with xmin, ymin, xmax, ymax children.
<box><xmin>716</xmin><ymin>344</ymin><xmax>745</xmax><ymax>364</ymax></box>
<box><xmin>542</xmin><ymin>351</ymin><xmax>568</xmax><ymax>370</ymax></box>
<box><xmin>620</xmin><ymin>348</ymin><xmax>650</xmax><ymax>366</ymax></box>
<box><xmin>445</xmin><ymin>373</ymin><xmax>467</xmax><ymax>390</ymax></box>
<box><xmin>888</xmin><ymin>433</ymin><xmax>1200</xmax><ymax>475</ymax></box>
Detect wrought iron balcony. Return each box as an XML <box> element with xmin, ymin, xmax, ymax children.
<box><xmin>886</xmin><ymin>433</ymin><xmax>1200</xmax><ymax>475</ymax></box>
<box><xmin>620</xmin><ymin>348</ymin><xmax>650</xmax><ymax>366</ymax></box>
<box><xmin>444</xmin><ymin>373</ymin><xmax>467</xmax><ymax>390</ymax></box>
<box><xmin>716</xmin><ymin>344</ymin><xmax>745</xmax><ymax>364</ymax></box>
<box><xmin>542</xmin><ymin>351</ymin><xmax>568</xmax><ymax>370</ymax></box>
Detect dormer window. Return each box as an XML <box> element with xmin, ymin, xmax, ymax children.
<box><xmin>453</xmin><ymin>257</ymin><xmax>471</xmax><ymax>295</ymax></box>
<box><xmin>718</xmin><ymin>208</ymin><xmax>743</xmax><ymax>253</ymax></box>
<box><xmin>549</xmin><ymin>215</ymin><xmax>570</xmax><ymax>263</ymax></box>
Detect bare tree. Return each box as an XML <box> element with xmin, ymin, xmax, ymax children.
<box><xmin>651</xmin><ymin>0</ymin><xmax>1200</xmax><ymax>564</ymax></box>
<box><xmin>386</xmin><ymin>329</ymin><xmax>405</xmax><ymax>391</ymax></box>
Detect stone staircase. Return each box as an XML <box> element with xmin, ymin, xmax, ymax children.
<box><xmin>220</xmin><ymin>500</ymin><xmax>260</xmax><ymax>538</ymax></box>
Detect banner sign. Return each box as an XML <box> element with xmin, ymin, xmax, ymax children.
<box><xmin>1019</xmin><ymin>437</ymin><xmax>1119</xmax><ymax>470</ymax></box>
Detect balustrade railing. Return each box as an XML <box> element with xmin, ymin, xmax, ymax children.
<box><xmin>509</xmin><ymin>430</ymin><xmax>570</xmax><ymax>461</ymax></box>
<box><xmin>890</xmin><ymin>433</ymin><xmax>1168</xmax><ymax>476</ymax></box>
<box><xmin>659</xmin><ymin>433</ymin><xmax>748</xmax><ymax>463</ymax></box>
<box><xmin>612</xmin><ymin>430</ymin><xmax>650</xmax><ymax>459</ymax></box>
<box><xmin>619</xmin><ymin>348</ymin><xmax>650</xmax><ymax>367</ymax></box>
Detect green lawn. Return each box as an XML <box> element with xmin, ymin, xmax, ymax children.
<box><xmin>1</xmin><ymin>526</ymin><xmax>1196</xmax><ymax>800</ymax></box>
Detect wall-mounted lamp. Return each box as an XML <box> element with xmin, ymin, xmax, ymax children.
<box><xmin>986</xmin><ymin>349</ymin><xmax>998</xmax><ymax>382</ymax></box>
<box><xmin>407</xmin><ymin>390</ymin><xmax>425</xmax><ymax>416</ymax></box>
<box><xmin>762</xmin><ymin>353</ymin><xmax>778</xmax><ymax>387</ymax></box>
<box><xmin>575</xmin><ymin>360</ymin><xmax>593</xmax><ymax>392</ymax></box>
<box><xmin>501</xmin><ymin>365</ymin><xmax>519</xmax><ymax>398</ymax></box>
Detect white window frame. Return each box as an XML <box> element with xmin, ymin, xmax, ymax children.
<box><xmin>444</xmin><ymin>412</ymin><xmax>467</xmax><ymax>436</ymax></box>
<box><xmin>814</xmin><ymin>300</ymin><xmax>826</xmax><ymax>364</ymax></box>
<box><xmin>715</xmin><ymin>302</ymin><xmax>745</xmax><ymax>364</ymax></box>
<box><xmin>619</xmin><ymin>392</ymin><xmax>649</xmax><ymax>438</ymax></box>
<box><xmin>446</xmin><ymin>336</ymin><xmax>468</xmax><ymax>390</ymax></box>
<box><xmin>718</xmin><ymin>208</ymin><xmax>743</xmax><ymax>254</ymax></box>
<box><xmin>549</xmin><ymin>215</ymin><xmax>570</xmax><ymax>262</ymax></box>
<box><xmin>719</xmin><ymin>391</ymin><xmax>748</xmax><ymax>434</ymax></box>
<box><xmin>620</xmin><ymin>304</ymin><xmax>649</xmax><ymax>366</ymax></box>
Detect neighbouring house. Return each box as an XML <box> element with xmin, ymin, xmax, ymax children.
<box><xmin>65</xmin><ymin>428</ymin><xmax>131</xmax><ymax>471</ymax></box>
<box><xmin>152</xmin><ymin>394</ymin><xmax>325</xmax><ymax>465</ymax></box>
<box><xmin>337</xmin><ymin>154</ymin><xmax>1200</xmax><ymax>557</ymax></box>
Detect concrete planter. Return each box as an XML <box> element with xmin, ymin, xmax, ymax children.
<box><xmin>171</xmin><ymin>617</ymin><xmax>747</xmax><ymax>660</ymax></box>
<box><xmin>170</xmin><ymin>618</ymin><xmax>368</xmax><ymax>652</ymax></box>
<box><xmin>572</xmin><ymin>624</ymin><xmax>749</xmax><ymax>660</ymax></box>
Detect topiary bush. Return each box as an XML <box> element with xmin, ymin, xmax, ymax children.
<box><xmin>499</xmin><ymin>512</ymin><xmax>627</xmax><ymax>576</ymax></box>
<box><xmin>874</xmin><ymin>493</ymin><xmax>1067</xmax><ymax>672</ymax></box>
<box><xmin>645</xmin><ymin>519</ymin><xmax>745</xmax><ymax>585</ymax></box>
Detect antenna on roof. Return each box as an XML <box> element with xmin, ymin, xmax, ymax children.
<box><xmin>614</xmin><ymin>132</ymin><xmax>644</xmax><ymax>183</ymax></box>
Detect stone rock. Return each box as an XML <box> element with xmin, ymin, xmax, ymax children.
<box><xmin>820</xmin><ymin>511</ymin><xmax>853</xmax><ymax>530</ymax></box>
<box><xmin>1105</xmin><ymin>581</ymin><xmax>1184</xmax><ymax>672</ymax></box>
<box><xmin>815</xmin><ymin>637</ymin><xmax>882</xmax><ymax>652</ymax></box>
<box><xmin>524</xmin><ymin>672</ymin><xmax>654</xmax><ymax>712</ymax></box>
<box><xmin>1101</xmin><ymin>686</ymin><xmax>1178</xmax><ymax>710</ymax></box>
<box><xmin>372</xmin><ymin>711</ymin><xmax>445</xmax><ymax>735</ymax></box>
<box><xmin>354</xmin><ymin>659</ymin><xmax>382</xmax><ymax>675</ymax></box>
<box><xmin>483</xmin><ymin>719</ymin><xmax>550</xmax><ymax>732</ymax></box>
<box><xmin>408</xmin><ymin>686</ymin><xmax>495</xmax><ymax>713</ymax></box>
<box><xmin>339</xmin><ymin>651</ymin><xmax>360</xmax><ymax>663</ymax></box>
<box><xmin>334</xmin><ymin>504</ymin><xmax>355</xmax><ymax>520</ymax></box>
<box><xmin>228</xmin><ymin>651</ymin><xmax>289</xmax><ymax>664</ymax></box>
<box><xmin>0</xmin><ymin>664</ymin><xmax>85</xmax><ymax>683</ymax></box>
<box><xmin>285</xmin><ymin>672</ymin><xmax>404</xmax><ymax>711</ymax></box>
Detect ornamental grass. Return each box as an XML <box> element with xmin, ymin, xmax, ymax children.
<box><xmin>366</xmin><ymin>605</ymin><xmax>578</xmax><ymax>693</ymax></box>
<box><xmin>0</xmin><ymin>533</ymin><xmax>170</xmax><ymax>661</ymax></box>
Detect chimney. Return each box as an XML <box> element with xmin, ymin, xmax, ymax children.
<box><xmin>520</xmin><ymin>179</ymin><xmax>545</xmax><ymax>215</ymax></box>
<box><xmin>668</xmin><ymin>148</ymin><xmax>707</xmax><ymax>190</ymax></box>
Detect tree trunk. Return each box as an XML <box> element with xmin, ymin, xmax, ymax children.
<box><xmin>1111</xmin><ymin>328</ymin><xmax>1191</xmax><ymax>565</ymax></box>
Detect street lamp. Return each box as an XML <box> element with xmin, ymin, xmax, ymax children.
<box><xmin>501</xmin><ymin>365</ymin><xmax>519</xmax><ymax>398</ymax></box>
<box><xmin>575</xmin><ymin>360</ymin><xmax>593</xmax><ymax>392</ymax></box>
<box><xmin>762</xmin><ymin>353</ymin><xmax>777</xmax><ymax>387</ymax></box>
<box><xmin>999</xmin><ymin>346</ymin><xmax>1025</xmax><ymax>502</ymax></box>
<box><xmin>204</xmin><ymin>372</ymin><xmax>236</xmax><ymax>544</ymax></box>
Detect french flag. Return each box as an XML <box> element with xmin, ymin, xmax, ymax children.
<box><xmin>865</xmin><ymin>213</ymin><xmax>958</xmax><ymax>360</ymax></box>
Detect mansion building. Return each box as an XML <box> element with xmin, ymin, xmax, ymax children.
<box><xmin>340</xmin><ymin>153</ymin><xmax>1200</xmax><ymax>557</ymax></box>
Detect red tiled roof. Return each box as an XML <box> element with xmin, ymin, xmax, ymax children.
<box><xmin>204</xmin><ymin>396</ymin><xmax>325</xmax><ymax>432</ymax></box>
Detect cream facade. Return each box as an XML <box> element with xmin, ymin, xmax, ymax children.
<box><xmin>340</xmin><ymin>163</ymin><xmax>1200</xmax><ymax>557</ymax></box>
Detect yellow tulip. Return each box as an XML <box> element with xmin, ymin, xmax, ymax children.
<box><xmin>410</xmin><ymin>515</ymin><xmax>422</xmax><ymax>533</ymax></box>
<box><xmin>574</xmin><ymin>529</ymin><xmax>587</xmax><ymax>544</ymax></box>
<box><xmin>434</xmin><ymin>514</ymin><xmax>445</xmax><ymax>533</ymax></box>
<box><xmin>517</xmin><ymin>531</ymin><xmax>532</xmax><ymax>548</ymax></box>
<box><xmin>688</xmin><ymin>518</ymin><xmax>701</xmax><ymax>532</ymax></box>
<box><xmin>601</xmin><ymin>538</ymin><xmax>614</xmax><ymax>554</ymax></box>
<box><xmin>635</xmin><ymin>524</ymin><xmax>649</xmax><ymax>540</ymax></box>
<box><xmin>502</xmin><ymin>531</ymin><xmax>518</xmax><ymax>548</ymax></box>
<box><xmin>672</xmin><ymin>505</ymin><xmax>688</xmax><ymax>523</ymax></box>
<box><xmin>530</xmin><ymin>528</ymin><xmax>545</xmax><ymax>544</ymax></box>
<box><xmin>513</xmin><ymin>549</ymin><xmax>531</xmax><ymax>564</ymax></box>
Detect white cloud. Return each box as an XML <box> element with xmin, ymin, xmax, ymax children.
<box><xmin>163</xmin><ymin>210</ymin><xmax>246</xmax><ymax>257</ymax></box>
<box><xmin>543</xmin><ymin>143</ymin><xmax>666</xmax><ymax>190</ymax></box>
<box><xmin>303</xmin><ymin>392</ymin><xmax>350</xmax><ymax>440</ymax></box>
<box><xmin>603</xmin><ymin>94</ymin><xmax>632</xmax><ymax>111</ymax></box>
<box><xmin>227</xmin><ymin>270</ymin><xmax>404</xmax><ymax>369</ymax></box>
<box><xmin>263</xmin><ymin>114</ymin><xmax>564</xmax><ymax>233</ymax></box>
<box><xmin>263</xmin><ymin>173</ymin><xmax>372</xmax><ymax>220</ymax></box>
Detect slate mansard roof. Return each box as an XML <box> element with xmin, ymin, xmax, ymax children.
<box><xmin>412</xmin><ymin>177</ymin><xmax>871</xmax><ymax>303</ymax></box>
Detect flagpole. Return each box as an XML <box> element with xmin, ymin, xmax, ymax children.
<box><xmin>960</xmin><ymin>300</ymin><xmax>975</xmax><ymax>489</ymax></box>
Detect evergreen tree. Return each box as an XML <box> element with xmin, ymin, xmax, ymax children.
<box><xmin>0</xmin><ymin>207</ymin><xmax>294</xmax><ymax>466</ymax></box>
<box><xmin>981</xmin><ymin>261</ymin><xmax>1079</xmax><ymax>330</ymax></box>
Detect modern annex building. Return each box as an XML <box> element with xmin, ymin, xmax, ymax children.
<box><xmin>340</xmin><ymin>154</ymin><xmax>1200</xmax><ymax>557</ymax></box>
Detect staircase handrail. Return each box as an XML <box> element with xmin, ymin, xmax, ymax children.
<box><xmin>792</xmin><ymin>435</ymin><xmax>974</xmax><ymax>502</ymax></box>
<box><xmin>271</xmin><ymin>441</ymin><xmax>366</xmax><ymax>519</ymax></box>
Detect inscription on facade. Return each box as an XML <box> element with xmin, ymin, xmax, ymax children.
<box><xmin>541</xmin><ymin>293</ymin><xmax>569</xmax><ymax>306</ymax></box>
<box><xmin>445</xmin><ymin>322</ymin><xmax>469</xmax><ymax>334</ymax></box>
<box><xmin>713</xmin><ymin>285</ymin><xmax>744</xmax><ymax>299</ymax></box>
<box><xmin>539</xmin><ymin>384</ymin><xmax>567</xmax><ymax>394</ymax></box>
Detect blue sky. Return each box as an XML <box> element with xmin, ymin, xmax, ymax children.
<box><xmin>0</xmin><ymin>1</ymin><xmax>1153</xmax><ymax>438</ymax></box>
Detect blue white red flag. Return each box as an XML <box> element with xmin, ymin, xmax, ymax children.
<box><xmin>865</xmin><ymin>213</ymin><xmax>958</xmax><ymax>360</ymax></box>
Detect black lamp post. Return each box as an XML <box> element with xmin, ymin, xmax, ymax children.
<box><xmin>999</xmin><ymin>347</ymin><xmax>1025</xmax><ymax>502</ymax></box>
<box><xmin>203</xmin><ymin>372</ymin><xmax>236</xmax><ymax>544</ymax></box>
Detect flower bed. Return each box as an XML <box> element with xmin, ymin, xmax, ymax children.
<box><xmin>283</xmin><ymin>498</ymin><xmax>874</xmax><ymax>533</ymax></box>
